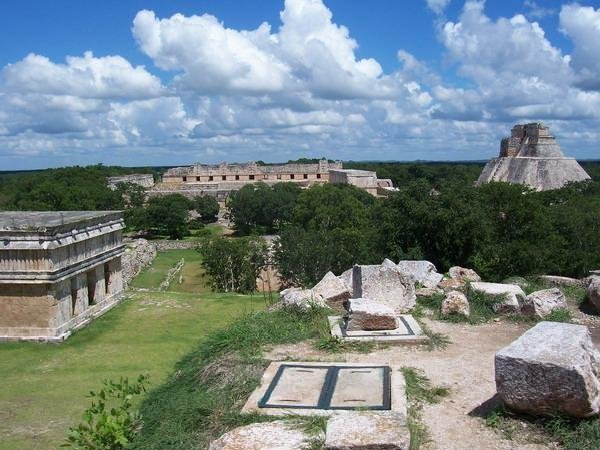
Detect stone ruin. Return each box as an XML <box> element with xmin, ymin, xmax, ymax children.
<box><xmin>476</xmin><ymin>122</ymin><xmax>591</xmax><ymax>191</ymax></box>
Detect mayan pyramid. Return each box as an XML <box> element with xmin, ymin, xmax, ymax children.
<box><xmin>476</xmin><ymin>123</ymin><xmax>591</xmax><ymax>191</ymax></box>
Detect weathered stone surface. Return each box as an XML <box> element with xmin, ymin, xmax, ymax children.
<box><xmin>470</xmin><ymin>282</ymin><xmax>525</xmax><ymax>314</ymax></box>
<box><xmin>587</xmin><ymin>276</ymin><xmax>600</xmax><ymax>312</ymax></box>
<box><xmin>438</xmin><ymin>277</ymin><xmax>465</xmax><ymax>291</ymax></box>
<box><xmin>339</xmin><ymin>268</ymin><xmax>353</xmax><ymax>291</ymax></box>
<box><xmin>278</xmin><ymin>287</ymin><xmax>325</xmax><ymax>310</ymax></box>
<box><xmin>313</xmin><ymin>272</ymin><xmax>352</xmax><ymax>308</ymax></box>
<box><xmin>397</xmin><ymin>260</ymin><xmax>443</xmax><ymax>288</ymax></box>
<box><xmin>208</xmin><ymin>421</ymin><xmax>316</xmax><ymax>450</ymax></box>
<box><xmin>448</xmin><ymin>266</ymin><xmax>481</xmax><ymax>283</ymax></box>
<box><xmin>381</xmin><ymin>258</ymin><xmax>397</xmax><ymax>268</ymax></box>
<box><xmin>122</xmin><ymin>239</ymin><xmax>157</xmax><ymax>286</ymax></box>
<box><xmin>522</xmin><ymin>288</ymin><xmax>567</xmax><ymax>318</ymax></box>
<box><xmin>346</xmin><ymin>298</ymin><xmax>398</xmax><ymax>331</ymax></box>
<box><xmin>352</xmin><ymin>265</ymin><xmax>416</xmax><ymax>314</ymax></box>
<box><xmin>495</xmin><ymin>321</ymin><xmax>600</xmax><ymax>417</ymax></box>
<box><xmin>539</xmin><ymin>275</ymin><xmax>584</xmax><ymax>288</ymax></box>
<box><xmin>325</xmin><ymin>412</ymin><xmax>409</xmax><ymax>450</ymax></box>
<box><xmin>416</xmin><ymin>287</ymin><xmax>443</xmax><ymax>297</ymax></box>
<box><xmin>441</xmin><ymin>290</ymin><xmax>470</xmax><ymax>317</ymax></box>
<box><xmin>476</xmin><ymin>123</ymin><xmax>591</xmax><ymax>191</ymax></box>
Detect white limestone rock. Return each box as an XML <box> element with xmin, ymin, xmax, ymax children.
<box><xmin>448</xmin><ymin>266</ymin><xmax>481</xmax><ymax>283</ymax></box>
<box><xmin>338</xmin><ymin>268</ymin><xmax>353</xmax><ymax>291</ymax></box>
<box><xmin>522</xmin><ymin>288</ymin><xmax>567</xmax><ymax>318</ymax></box>
<box><xmin>470</xmin><ymin>282</ymin><xmax>526</xmax><ymax>314</ymax></box>
<box><xmin>397</xmin><ymin>260</ymin><xmax>443</xmax><ymax>288</ymax></box>
<box><xmin>313</xmin><ymin>271</ymin><xmax>351</xmax><ymax>308</ymax></box>
<box><xmin>209</xmin><ymin>421</ymin><xmax>316</xmax><ymax>450</ymax></box>
<box><xmin>587</xmin><ymin>276</ymin><xmax>600</xmax><ymax>312</ymax></box>
<box><xmin>352</xmin><ymin>265</ymin><xmax>416</xmax><ymax>314</ymax></box>
<box><xmin>346</xmin><ymin>298</ymin><xmax>398</xmax><ymax>331</ymax></box>
<box><xmin>381</xmin><ymin>258</ymin><xmax>397</xmax><ymax>268</ymax></box>
<box><xmin>416</xmin><ymin>287</ymin><xmax>443</xmax><ymax>297</ymax></box>
<box><xmin>325</xmin><ymin>412</ymin><xmax>409</xmax><ymax>450</ymax></box>
<box><xmin>441</xmin><ymin>290</ymin><xmax>470</xmax><ymax>317</ymax></box>
<box><xmin>539</xmin><ymin>275</ymin><xmax>584</xmax><ymax>288</ymax></box>
<box><xmin>278</xmin><ymin>287</ymin><xmax>325</xmax><ymax>310</ymax></box>
<box><xmin>495</xmin><ymin>321</ymin><xmax>600</xmax><ymax>417</ymax></box>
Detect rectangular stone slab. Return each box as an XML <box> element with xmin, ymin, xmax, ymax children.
<box><xmin>243</xmin><ymin>362</ymin><xmax>406</xmax><ymax>417</ymax></box>
<box><xmin>329</xmin><ymin>315</ymin><xmax>430</xmax><ymax>345</ymax></box>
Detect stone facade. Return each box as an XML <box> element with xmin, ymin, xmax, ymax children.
<box><xmin>0</xmin><ymin>211</ymin><xmax>126</xmax><ymax>342</ymax></box>
<box><xmin>107</xmin><ymin>174</ymin><xmax>155</xmax><ymax>190</ymax></box>
<box><xmin>477</xmin><ymin>123</ymin><xmax>591</xmax><ymax>191</ymax></box>
<box><xmin>329</xmin><ymin>168</ymin><xmax>395</xmax><ymax>196</ymax></box>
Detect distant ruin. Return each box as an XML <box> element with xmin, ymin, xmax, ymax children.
<box><xmin>476</xmin><ymin>123</ymin><xmax>591</xmax><ymax>191</ymax></box>
<box><xmin>152</xmin><ymin>159</ymin><xmax>393</xmax><ymax>200</ymax></box>
<box><xmin>107</xmin><ymin>174</ymin><xmax>155</xmax><ymax>190</ymax></box>
<box><xmin>0</xmin><ymin>211</ymin><xmax>125</xmax><ymax>342</ymax></box>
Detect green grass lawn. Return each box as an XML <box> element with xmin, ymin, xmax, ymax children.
<box><xmin>0</xmin><ymin>249</ymin><xmax>261</xmax><ymax>450</ymax></box>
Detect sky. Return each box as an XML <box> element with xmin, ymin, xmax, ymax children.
<box><xmin>0</xmin><ymin>0</ymin><xmax>599</xmax><ymax>169</ymax></box>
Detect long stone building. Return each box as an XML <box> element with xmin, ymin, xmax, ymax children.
<box><xmin>0</xmin><ymin>211</ymin><xmax>125</xmax><ymax>342</ymax></box>
<box><xmin>477</xmin><ymin>123</ymin><xmax>591</xmax><ymax>191</ymax></box>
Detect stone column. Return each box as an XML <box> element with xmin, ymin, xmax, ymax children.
<box><xmin>106</xmin><ymin>257</ymin><xmax>124</xmax><ymax>296</ymax></box>
<box><xmin>91</xmin><ymin>265</ymin><xmax>106</xmax><ymax>303</ymax></box>
<box><xmin>50</xmin><ymin>279</ymin><xmax>72</xmax><ymax>327</ymax></box>
<box><xmin>70</xmin><ymin>272</ymin><xmax>89</xmax><ymax>317</ymax></box>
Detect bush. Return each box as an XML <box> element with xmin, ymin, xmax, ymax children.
<box><xmin>64</xmin><ymin>374</ymin><xmax>150</xmax><ymax>449</ymax></box>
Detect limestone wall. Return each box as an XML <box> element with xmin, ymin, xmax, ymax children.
<box><xmin>122</xmin><ymin>239</ymin><xmax>157</xmax><ymax>285</ymax></box>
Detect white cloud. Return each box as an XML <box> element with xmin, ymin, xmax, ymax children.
<box><xmin>426</xmin><ymin>0</ymin><xmax>451</xmax><ymax>15</ymax></box>
<box><xmin>559</xmin><ymin>3</ymin><xmax>600</xmax><ymax>91</ymax></box>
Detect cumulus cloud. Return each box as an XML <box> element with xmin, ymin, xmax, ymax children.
<box><xmin>426</xmin><ymin>0</ymin><xmax>451</xmax><ymax>16</ymax></box>
<box><xmin>559</xmin><ymin>3</ymin><xmax>600</xmax><ymax>91</ymax></box>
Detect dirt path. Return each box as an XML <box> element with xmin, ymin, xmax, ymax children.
<box><xmin>265</xmin><ymin>318</ymin><xmax>586</xmax><ymax>450</ymax></box>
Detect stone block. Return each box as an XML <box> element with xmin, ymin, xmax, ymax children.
<box><xmin>522</xmin><ymin>288</ymin><xmax>567</xmax><ymax>318</ymax></box>
<box><xmin>448</xmin><ymin>266</ymin><xmax>481</xmax><ymax>283</ymax></box>
<box><xmin>313</xmin><ymin>271</ymin><xmax>351</xmax><ymax>308</ymax></box>
<box><xmin>397</xmin><ymin>260</ymin><xmax>443</xmax><ymax>288</ymax></box>
<box><xmin>346</xmin><ymin>298</ymin><xmax>398</xmax><ymax>331</ymax></box>
<box><xmin>208</xmin><ymin>421</ymin><xmax>316</xmax><ymax>450</ymax></box>
<box><xmin>325</xmin><ymin>412</ymin><xmax>409</xmax><ymax>450</ymax></box>
<box><xmin>278</xmin><ymin>287</ymin><xmax>325</xmax><ymax>310</ymax></box>
<box><xmin>441</xmin><ymin>290</ymin><xmax>470</xmax><ymax>317</ymax></box>
<box><xmin>470</xmin><ymin>282</ymin><xmax>525</xmax><ymax>314</ymax></box>
<box><xmin>352</xmin><ymin>265</ymin><xmax>416</xmax><ymax>314</ymax></box>
<box><xmin>539</xmin><ymin>275</ymin><xmax>584</xmax><ymax>288</ymax></box>
<box><xmin>587</xmin><ymin>276</ymin><xmax>600</xmax><ymax>312</ymax></box>
<box><xmin>495</xmin><ymin>321</ymin><xmax>600</xmax><ymax>417</ymax></box>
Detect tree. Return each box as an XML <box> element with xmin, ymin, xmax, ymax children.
<box><xmin>143</xmin><ymin>194</ymin><xmax>192</xmax><ymax>239</ymax></box>
<box><xmin>114</xmin><ymin>182</ymin><xmax>146</xmax><ymax>208</ymax></box>
<box><xmin>193</xmin><ymin>195</ymin><xmax>219</xmax><ymax>223</ymax></box>
<box><xmin>198</xmin><ymin>236</ymin><xmax>268</xmax><ymax>293</ymax></box>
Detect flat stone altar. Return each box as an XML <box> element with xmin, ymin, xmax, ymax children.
<box><xmin>329</xmin><ymin>315</ymin><xmax>429</xmax><ymax>345</ymax></box>
<box><xmin>243</xmin><ymin>361</ymin><xmax>406</xmax><ymax>416</ymax></box>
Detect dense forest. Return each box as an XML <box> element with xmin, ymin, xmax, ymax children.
<box><xmin>1</xmin><ymin>161</ymin><xmax>599</xmax><ymax>282</ymax></box>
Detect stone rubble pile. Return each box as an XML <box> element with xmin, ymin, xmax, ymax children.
<box><xmin>495</xmin><ymin>321</ymin><xmax>600</xmax><ymax>418</ymax></box>
<box><xmin>121</xmin><ymin>238</ymin><xmax>157</xmax><ymax>286</ymax></box>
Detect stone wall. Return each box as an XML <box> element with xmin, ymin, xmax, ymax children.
<box><xmin>153</xmin><ymin>240</ymin><xmax>199</xmax><ymax>251</ymax></box>
<box><xmin>122</xmin><ymin>239</ymin><xmax>157</xmax><ymax>285</ymax></box>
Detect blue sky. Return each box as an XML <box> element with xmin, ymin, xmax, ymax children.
<box><xmin>0</xmin><ymin>0</ymin><xmax>598</xmax><ymax>169</ymax></box>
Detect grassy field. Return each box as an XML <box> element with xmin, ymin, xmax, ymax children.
<box><xmin>0</xmin><ymin>249</ymin><xmax>261</xmax><ymax>450</ymax></box>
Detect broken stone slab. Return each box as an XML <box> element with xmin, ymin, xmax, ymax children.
<box><xmin>352</xmin><ymin>265</ymin><xmax>416</xmax><ymax>314</ymax></box>
<box><xmin>522</xmin><ymin>288</ymin><xmax>567</xmax><ymax>319</ymax></box>
<box><xmin>495</xmin><ymin>321</ymin><xmax>600</xmax><ymax>418</ymax></box>
<box><xmin>346</xmin><ymin>298</ymin><xmax>398</xmax><ymax>331</ymax></box>
<box><xmin>539</xmin><ymin>275</ymin><xmax>584</xmax><ymax>288</ymax></box>
<box><xmin>397</xmin><ymin>260</ymin><xmax>443</xmax><ymax>288</ymax></box>
<box><xmin>587</xmin><ymin>276</ymin><xmax>600</xmax><ymax>312</ymax></box>
<box><xmin>278</xmin><ymin>287</ymin><xmax>325</xmax><ymax>310</ymax></box>
<box><xmin>208</xmin><ymin>420</ymin><xmax>317</xmax><ymax>450</ymax></box>
<box><xmin>441</xmin><ymin>290</ymin><xmax>470</xmax><ymax>317</ymax></box>
<box><xmin>325</xmin><ymin>412</ymin><xmax>409</xmax><ymax>450</ymax></box>
<box><xmin>381</xmin><ymin>258</ymin><xmax>397</xmax><ymax>268</ymax></box>
<box><xmin>448</xmin><ymin>266</ymin><xmax>481</xmax><ymax>283</ymax></box>
<box><xmin>470</xmin><ymin>282</ymin><xmax>526</xmax><ymax>314</ymax></box>
<box><xmin>313</xmin><ymin>271</ymin><xmax>352</xmax><ymax>308</ymax></box>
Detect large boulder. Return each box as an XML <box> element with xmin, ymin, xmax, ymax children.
<box><xmin>397</xmin><ymin>260</ymin><xmax>443</xmax><ymax>289</ymax></box>
<box><xmin>352</xmin><ymin>265</ymin><xmax>416</xmax><ymax>314</ymax></box>
<box><xmin>495</xmin><ymin>321</ymin><xmax>600</xmax><ymax>418</ymax></box>
<box><xmin>441</xmin><ymin>290</ymin><xmax>470</xmax><ymax>317</ymax></box>
<box><xmin>470</xmin><ymin>282</ymin><xmax>526</xmax><ymax>314</ymax></box>
<box><xmin>325</xmin><ymin>412</ymin><xmax>409</xmax><ymax>450</ymax></box>
<box><xmin>313</xmin><ymin>271</ymin><xmax>351</xmax><ymax>308</ymax></box>
<box><xmin>522</xmin><ymin>288</ymin><xmax>567</xmax><ymax>318</ymax></box>
<box><xmin>448</xmin><ymin>266</ymin><xmax>481</xmax><ymax>283</ymax></box>
<box><xmin>209</xmin><ymin>421</ymin><xmax>317</xmax><ymax>450</ymax></box>
<box><xmin>539</xmin><ymin>275</ymin><xmax>584</xmax><ymax>288</ymax></box>
<box><xmin>346</xmin><ymin>298</ymin><xmax>398</xmax><ymax>331</ymax></box>
<box><xmin>587</xmin><ymin>276</ymin><xmax>600</xmax><ymax>312</ymax></box>
<box><xmin>278</xmin><ymin>287</ymin><xmax>325</xmax><ymax>310</ymax></box>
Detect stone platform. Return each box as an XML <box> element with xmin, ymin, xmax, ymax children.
<box><xmin>242</xmin><ymin>361</ymin><xmax>406</xmax><ymax>417</ymax></box>
<box><xmin>328</xmin><ymin>315</ymin><xmax>429</xmax><ymax>345</ymax></box>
